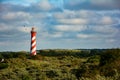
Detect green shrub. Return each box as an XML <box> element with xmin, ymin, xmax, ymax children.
<box><xmin>100</xmin><ymin>65</ymin><xmax>117</xmax><ymax>77</ymax></box>
<box><xmin>29</xmin><ymin>55</ymin><xmax>43</xmax><ymax>60</ymax></box>
<box><xmin>0</xmin><ymin>54</ymin><xmax>4</xmax><ymax>59</ymax></box>
<box><xmin>99</xmin><ymin>49</ymin><xmax>120</xmax><ymax>77</ymax></box>
<box><xmin>87</xmin><ymin>55</ymin><xmax>100</xmax><ymax>64</ymax></box>
<box><xmin>21</xmin><ymin>74</ymin><xmax>32</xmax><ymax>80</ymax></box>
<box><xmin>46</xmin><ymin>70</ymin><xmax>59</xmax><ymax>78</ymax></box>
<box><xmin>0</xmin><ymin>63</ymin><xmax>9</xmax><ymax>69</ymax></box>
<box><xmin>100</xmin><ymin>49</ymin><xmax>120</xmax><ymax>66</ymax></box>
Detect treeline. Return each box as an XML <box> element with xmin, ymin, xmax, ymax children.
<box><xmin>0</xmin><ymin>51</ymin><xmax>29</xmax><ymax>59</ymax></box>
<box><xmin>0</xmin><ymin>49</ymin><xmax>109</xmax><ymax>59</ymax></box>
<box><xmin>37</xmin><ymin>49</ymin><xmax>105</xmax><ymax>57</ymax></box>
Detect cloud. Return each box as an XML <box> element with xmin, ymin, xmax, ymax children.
<box><xmin>53</xmin><ymin>10</ymin><xmax>94</xmax><ymax>19</ymax></box>
<box><xmin>0</xmin><ymin>1</ymin><xmax>62</xmax><ymax>13</ymax></box>
<box><xmin>53</xmin><ymin>10</ymin><xmax>79</xmax><ymax>19</ymax></box>
<box><xmin>57</xmin><ymin>18</ymin><xmax>88</xmax><ymax>25</ymax></box>
<box><xmin>100</xmin><ymin>16</ymin><xmax>114</xmax><ymax>25</ymax></box>
<box><xmin>54</xmin><ymin>10</ymin><xmax>119</xmax><ymax>26</ymax></box>
<box><xmin>17</xmin><ymin>26</ymin><xmax>39</xmax><ymax>33</ymax></box>
<box><xmin>43</xmin><ymin>32</ymin><xmax>63</xmax><ymax>38</ymax></box>
<box><xmin>29</xmin><ymin>0</ymin><xmax>62</xmax><ymax>12</ymax></box>
<box><xmin>17</xmin><ymin>27</ymin><xmax>32</xmax><ymax>33</ymax></box>
<box><xmin>64</xmin><ymin>0</ymin><xmax>120</xmax><ymax>10</ymax></box>
<box><xmin>106</xmin><ymin>39</ymin><xmax>116</xmax><ymax>43</ymax></box>
<box><xmin>51</xmin><ymin>32</ymin><xmax>63</xmax><ymax>38</ymax></box>
<box><xmin>76</xmin><ymin>31</ymin><xmax>116</xmax><ymax>40</ymax></box>
<box><xmin>76</xmin><ymin>34</ymin><xmax>91</xmax><ymax>38</ymax></box>
<box><xmin>0</xmin><ymin>23</ymin><xmax>12</xmax><ymax>31</ymax></box>
<box><xmin>0</xmin><ymin>3</ymin><xmax>28</xmax><ymax>12</ymax></box>
<box><xmin>37</xmin><ymin>0</ymin><xmax>53</xmax><ymax>11</ymax></box>
<box><xmin>91</xmin><ymin>0</ymin><xmax>120</xmax><ymax>9</ymax></box>
<box><xmin>54</xmin><ymin>25</ymin><xmax>87</xmax><ymax>32</ymax></box>
<box><xmin>78</xmin><ymin>10</ymin><xmax>96</xmax><ymax>18</ymax></box>
<box><xmin>91</xmin><ymin>26</ymin><xmax>118</xmax><ymax>34</ymax></box>
<box><xmin>1</xmin><ymin>11</ymin><xmax>31</xmax><ymax>21</ymax></box>
<box><xmin>32</xmin><ymin>13</ymin><xmax>49</xmax><ymax>19</ymax></box>
<box><xmin>0</xmin><ymin>0</ymin><xmax>120</xmax><ymax>50</ymax></box>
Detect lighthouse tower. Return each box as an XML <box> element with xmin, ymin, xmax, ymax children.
<box><xmin>30</xmin><ymin>27</ymin><xmax>37</xmax><ymax>56</ymax></box>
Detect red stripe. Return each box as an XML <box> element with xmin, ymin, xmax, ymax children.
<box><xmin>31</xmin><ymin>44</ymin><xmax>36</xmax><ymax>49</ymax></box>
<box><xmin>31</xmin><ymin>32</ymin><xmax>36</xmax><ymax>37</ymax></box>
<box><xmin>31</xmin><ymin>39</ymin><xmax>36</xmax><ymax>43</ymax></box>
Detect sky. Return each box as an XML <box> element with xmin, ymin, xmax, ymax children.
<box><xmin>0</xmin><ymin>0</ymin><xmax>120</xmax><ymax>51</ymax></box>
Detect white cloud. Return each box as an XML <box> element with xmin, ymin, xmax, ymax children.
<box><xmin>41</xmin><ymin>31</ymin><xmax>63</xmax><ymax>38</ymax></box>
<box><xmin>77</xmin><ymin>34</ymin><xmax>91</xmax><ymax>38</ymax></box>
<box><xmin>106</xmin><ymin>39</ymin><xmax>116</xmax><ymax>43</ymax></box>
<box><xmin>78</xmin><ymin>10</ymin><xmax>97</xmax><ymax>18</ymax></box>
<box><xmin>53</xmin><ymin>10</ymin><xmax>120</xmax><ymax>26</ymax></box>
<box><xmin>33</xmin><ymin>13</ymin><xmax>48</xmax><ymax>19</ymax></box>
<box><xmin>17</xmin><ymin>26</ymin><xmax>39</xmax><ymax>33</ymax></box>
<box><xmin>50</xmin><ymin>32</ymin><xmax>63</xmax><ymax>38</ymax></box>
<box><xmin>0</xmin><ymin>23</ymin><xmax>13</xmax><ymax>31</ymax></box>
<box><xmin>54</xmin><ymin>25</ymin><xmax>87</xmax><ymax>32</ymax></box>
<box><xmin>91</xmin><ymin>26</ymin><xmax>118</xmax><ymax>34</ymax></box>
<box><xmin>38</xmin><ymin>0</ymin><xmax>53</xmax><ymax>11</ymax></box>
<box><xmin>2</xmin><ymin>12</ymin><xmax>31</xmax><ymax>20</ymax></box>
<box><xmin>100</xmin><ymin>16</ymin><xmax>113</xmax><ymax>25</ymax></box>
<box><xmin>54</xmin><ymin>10</ymin><xmax>95</xmax><ymax>19</ymax></box>
<box><xmin>53</xmin><ymin>12</ymin><xmax>66</xmax><ymax>19</ymax></box>
<box><xmin>57</xmin><ymin>18</ymin><xmax>88</xmax><ymax>25</ymax></box>
<box><xmin>0</xmin><ymin>41</ymin><xmax>10</xmax><ymax>46</ymax></box>
<box><xmin>76</xmin><ymin>32</ymin><xmax>115</xmax><ymax>40</ymax></box>
<box><xmin>17</xmin><ymin>27</ymin><xmax>31</xmax><ymax>33</ymax></box>
<box><xmin>54</xmin><ymin>10</ymin><xmax>119</xmax><ymax>26</ymax></box>
<box><xmin>96</xmin><ymin>10</ymin><xmax>120</xmax><ymax>15</ymax></box>
<box><xmin>53</xmin><ymin>10</ymin><xmax>76</xmax><ymax>19</ymax></box>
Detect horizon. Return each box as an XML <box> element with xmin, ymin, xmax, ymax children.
<box><xmin>0</xmin><ymin>0</ymin><xmax>120</xmax><ymax>51</ymax></box>
<box><xmin>0</xmin><ymin>48</ymin><xmax>119</xmax><ymax>52</ymax></box>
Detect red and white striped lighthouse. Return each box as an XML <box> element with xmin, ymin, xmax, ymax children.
<box><xmin>30</xmin><ymin>27</ymin><xmax>37</xmax><ymax>56</ymax></box>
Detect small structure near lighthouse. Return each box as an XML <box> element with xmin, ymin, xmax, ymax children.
<box><xmin>30</xmin><ymin>27</ymin><xmax>37</xmax><ymax>56</ymax></box>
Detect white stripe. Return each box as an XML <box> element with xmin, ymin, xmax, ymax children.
<box><xmin>32</xmin><ymin>36</ymin><xmax>36</xmax><ymax>41</ymax></box>
<box><xmin>32</xmin><ymin>41</ymin><xmax>36</xmax><ymax>47</ymax></box>
<box><xmin>34</xmin><ymin>52</ymin><xmax>36</xmax><ymax>55</ymax></box>
<box><xmin>32</xmin><ymin>47</ymin><xmax>36</xmax><ymax>53</ymax></box>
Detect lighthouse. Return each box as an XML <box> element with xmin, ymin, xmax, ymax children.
<box><xmin>30</xmin><ymin>27</ymin><xmax>37</xmax><ymax>56</ymax></box>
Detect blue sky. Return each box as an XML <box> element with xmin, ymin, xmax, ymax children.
<box><xmin>0</xmin><ymin>0</ymin><xmax>120</xmax><ymax>51</ymax></box>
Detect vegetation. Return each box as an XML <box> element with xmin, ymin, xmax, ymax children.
<box><xmin>0</xmin><ymin>49</ymin><xmax>120</xmax><ymax>80</ymax></box>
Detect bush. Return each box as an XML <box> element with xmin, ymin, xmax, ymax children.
<box><xmin>21</xmin><ymin>74</ymin><xmax>32</xmax><ymax>80</ymax></box>
<box><xmin>46</xmin><ymin>70</ymin><xmax>59</xmax><ymax>78</ymax></box>
<box><xmin>29</xmin><ymin>55</ymin><xmax>43</xmax><ymax>60</ymax></box>
<box><xmin>0</xmin><ymin>54</ymin><xmax>4</xmax><ymax>59</ymax></box>
<box><xmin>71</xmin><ymin>63</ymin><xmax>99</xmax><ymax>79</ymax></box>
<box><xmin>87</xmin><ymin>55</ymin><xmax>100</xmax><ymax>64</ymax></box>
<box><xmin>99</xmin><ymin>49</ymin><xmax>120</xmax><ymax>77</ymax></box>
<box><xmin>0</xmin><ymin>63</ymin><xmax>9</xmax><ymax>69</ymax></box>
<box><xmin>100</xmin><ymin>65</ymin><xmax>117</xmax><ymax>77</ymax></box>
<box><xmin>100</xmin><ymin>49</ymin><xmax>120</xmax><ymax>66</ymax></box>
